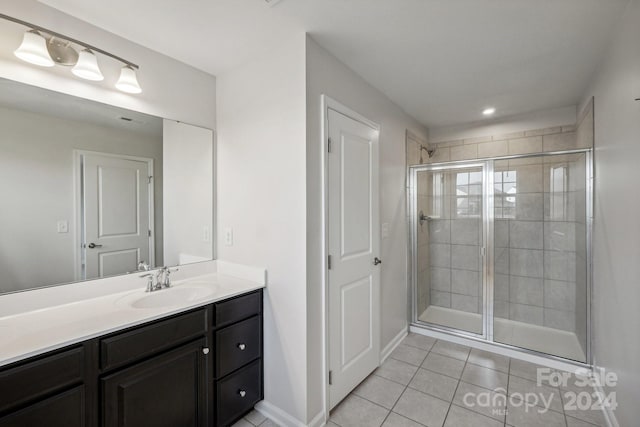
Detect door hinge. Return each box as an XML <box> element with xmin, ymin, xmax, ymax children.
<box><xmin>148</xmin><ymin>229</ymin><xmax>152</xmax><ymax>237</ymax></box>
<box><xmin>329</xmin><ymin>370</ymin><xmax>333</xmax><ymax>385</ymax></box>
<box><xmin>148</xmin><ymin>176</ymin><xmax>153</xmax><ymax>184</ymax></box>
<box><xmin>328</xmin><ymin>137</ymin><xmax>332</xmax><ymax>153</ymax></box>
<box><xmin>328</xmin><ymin>255</ymin><xmax>332</xmax><ymax>270</ymax></box>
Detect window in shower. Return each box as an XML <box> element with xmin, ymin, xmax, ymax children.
<box><xmin>431</xmin><ymin>172</ymin><xmax>444</xmax><ymax>218</ymax></box>
<box><xmin>549</xmin><ymin>165</ymin><xmax>568</xmax><ymax>220</ymax></box>
<box><xmin>494</xmin><ymin>170</ymin><xmax>517</xmax><ymax>219</ymax></box>
<box><xmin>455</xmin><ymin>171</ymin><xmax>482</xmax><ymax>217</ymax></box>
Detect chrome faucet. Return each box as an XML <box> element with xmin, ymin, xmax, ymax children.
<box><xmin>158</xmin><ymin>266</ymin><xmax>179</xmax><ymax>288</ymax></box>
<box><xmin>140</xmin><ymin>266</ymin><xmax>179</xmax><ymax>292</ymax></box>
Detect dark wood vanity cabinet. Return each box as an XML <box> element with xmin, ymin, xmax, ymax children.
<box><xmin>213</xmin><ymin>292</ymin><xmax>264</xmax><ymax>426</ymax></box>
<box><xmin>0</xmin><ymin>346</ymin><xmax>86</xmax><ymax>427</ymax></box>
<box><xmin>0</xmin><ymin>289</ymin><xmax>263</xmax><ymax>427</ymax></box>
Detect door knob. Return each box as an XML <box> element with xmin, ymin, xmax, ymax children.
<box><xmin>87</xmin><ymin>243</ymin><xmax>103</xmax><ymax>249</ymax></box>
<box><xmin>238</xmin><ymin>390</ymin><xmax>247</xmax><ymax>398</ymax></box>
<box><xmin>237</xmin><ymin>343</ymin><xmax>246</xmax><ymax>351</ymax></box>
<box><xmin>202</xmin><ymin>347</ymin><xmax>210</xmax><ymax>355</ymax></box>
<box><xmin>374</xmin><ymin>257</ymin><xmax>382</xmax><ymax>265</ymax></box>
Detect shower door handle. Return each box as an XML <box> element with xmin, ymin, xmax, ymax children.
<box><xmin>374</xmin><ymin>257</ymin><xmax>382</xmax><ymax>266</ymax></box>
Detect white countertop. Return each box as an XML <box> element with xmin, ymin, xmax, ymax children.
<box><xmin>0</xmin><ymin>261</ymin><xmax>266</xmax><ymax>368</ymax></box>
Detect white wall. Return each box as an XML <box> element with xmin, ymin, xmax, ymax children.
<box><xmin>429</xmin><ymin>106</ymin><xmax>577</xmax><ymax>143</ymax></box>
<box><xmin>0</xmin><ymin>0</ymin><xmax>216</xmax><ymax>130</ymax></box>
<box><xmin>217</xmin><ymin>35</ymin><xmax>309</xmax><ymax>424</ymax></box>
<box><xmin>163</xmin><ymin>120</ymin><xmax>213</xmax><ymax>266</ymax></box>
<box><xmin>306</xmin><ymin>36</ymin><xmax>429</xmax><ymax>421</ymax></box>
<box><xmin>0</xmin><ymin>106</ymin><xmax>162</xmax><ymax>293</ymax></box>
<box><xmin>582</xmin><ymin>0</ymin><xmax>640</xmax><ymax>424</ymax></box>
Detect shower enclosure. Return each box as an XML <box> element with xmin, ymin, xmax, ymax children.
<box><xmin>408</xmin><ymin>151</ymin><xmax>591</xmax><ymax>363</ymax></box>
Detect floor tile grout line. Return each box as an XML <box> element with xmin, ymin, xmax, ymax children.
<box><xmin>440</xmin><ymin>344</ymin><xmax>472</xmax><ymax>427</ymax></box>
<box><xmin>376</xmin><ymin>338</ymin><xmax>432</xmax><ymax>427</ymax></box>
<box><xmin>386</xmin><ymin>339</ymin><xmax>440</xmax><ymax>427</ymax></box>
<box><xmin>504</xmin><ymin>357</ymin><xmax>511</xmax><ymax>427</ymax></box>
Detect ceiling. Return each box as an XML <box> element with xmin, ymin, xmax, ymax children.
<box><xmin>38</xmin><ymin>0</ymin><xmax>628</xmax><ymax>128</ymax></box>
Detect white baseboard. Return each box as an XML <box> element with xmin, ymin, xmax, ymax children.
<box><xmin>255</xmin><ymin>401</ymin><xmax>307</xmax><ymax>427</ymax></box>
<box><xmin>592</xmin><ymin>366</ymin><xmax>619</xmax><ymax>427</ymax></box>
<box><xmin>307</xmin><ymin>410</ymin><xmax>325</xmax><ymax>427</ymax></box>
<box><xmin>380</xmin><ymin>326</ymin><xmax>408</xmax><ymax>363</ymax></box>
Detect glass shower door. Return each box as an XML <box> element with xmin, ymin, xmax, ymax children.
<box><xmin>413</xmin><ymin>163</ymin><xmax>486</xmax><ymax>336</ymax></box>
<box><xmin>492</xmin><ymin>153</ymin><xmax>589</xmax><ymax>362</ymax></box>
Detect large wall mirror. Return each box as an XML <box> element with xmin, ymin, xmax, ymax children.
<box><xmin>0</xmin><ymin>78</ymin><xmax>214</xmax><ymax>294</ymax></box>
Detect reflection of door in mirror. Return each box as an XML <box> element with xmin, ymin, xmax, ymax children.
<box><xmin>80</xmin><ymin>152</ymin><xmax>154</xmax><ymax>280</ymax></box>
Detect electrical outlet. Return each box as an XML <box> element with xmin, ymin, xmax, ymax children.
<box><xmin>224</xmin><ymin>227</ymin><xmax>233</xmax><ymax>246</ymax></box>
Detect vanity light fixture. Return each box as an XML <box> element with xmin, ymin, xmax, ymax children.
<box><xmin>1</xmin><ymin>13</ymin><xmax>141</xmax><ymax>94</ymax></box>
<box><xmin>482</xmin><ymin>107</ymin><xmax>496</xmax><ymax>116</ymax></box>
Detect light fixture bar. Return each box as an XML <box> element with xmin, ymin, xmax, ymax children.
<box><xmin>0</xmin><ymin>13</ymin><xmax>139</xmax><ymax>70</ymax></box>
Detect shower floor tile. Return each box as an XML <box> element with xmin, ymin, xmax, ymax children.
<box><xmin>418</xmin><ymin>305</ymin><xmax>585</xmax><ymax>361</ymax></box>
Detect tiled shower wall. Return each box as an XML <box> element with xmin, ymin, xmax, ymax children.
<box><xmin>409</xmin><ymin>105</ymin><xmax>592</xmax><ymax>345</ymax></box>
<box><xmin>492</xmin><ymin>153</ymin><xmax>586</xmax><ymax>333</ymax></box>
<box><xmin>416</xmin><ymin>171</ymin><xmax>483</xmax><ymax>316</ymax></box>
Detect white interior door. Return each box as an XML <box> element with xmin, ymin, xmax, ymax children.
<box><xmin>327</xmin><ymin>107</ymin><xmax>381</xmax><ymax>409</ymax></box>
<box><xmin>83</xmin><ymin>153</ymin><xmax>151</xmax><ymax>279</ymax></box>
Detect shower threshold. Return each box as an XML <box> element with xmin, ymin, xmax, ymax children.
<box><xmin>419</xmin><ymin>305</ymin><xmax>585</xmax><ymax>362</ymax></box>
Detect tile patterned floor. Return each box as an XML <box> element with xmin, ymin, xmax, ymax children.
<box><xmin>231</xmin><ymin>409</ymin><xmax>279</xmax><ymax>427</ymax></box>
<box><xmin>329</xmin><ymin>334</ymin><xmax>608</xmax><ymax>427</ymax></box>
<box><xmin>232</xmin><ymin>334</ymin><xmax>610</xmax><ymax>427</ymax></box>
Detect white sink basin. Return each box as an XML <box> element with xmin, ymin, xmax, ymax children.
<box><xmin>117</xmin><ymin>285</ymin><xmax>216</xmax><ymax>309</ymax></box>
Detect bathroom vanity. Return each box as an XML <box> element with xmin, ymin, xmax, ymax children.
<box><xmin>0</xmin><ymin>269</ymin><xmax>265</xmax><ymax>427</ymax></box>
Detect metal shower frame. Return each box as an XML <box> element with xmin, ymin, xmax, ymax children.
<box><xmin>406</xmin><ymin>148</ymin><xmax>593</xmax><ymax>367</ymax></box>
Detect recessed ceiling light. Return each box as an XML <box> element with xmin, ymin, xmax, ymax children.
<box><xmin>483</xmin><ymin>107</ymin><xmax>496</xmax><ymax>116</ymax></box>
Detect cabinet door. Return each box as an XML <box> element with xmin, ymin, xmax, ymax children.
<box><xmin>101</xmin><ymin>338</ymin><xmax>208</xmax><ymax>427</ymax></box>
<box><xmin>0</xmin><ymin>386</ymin><xmax>85</xmax><ymax>427</ymax></box>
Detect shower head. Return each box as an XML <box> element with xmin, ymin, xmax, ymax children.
<box><xmin>419</xmin><ymin>144</ymin><xmax>436</xmax><ymax>162</ymax></box>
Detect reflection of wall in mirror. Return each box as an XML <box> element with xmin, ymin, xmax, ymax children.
<box><xmin>163</xmin><ymin>120</ymin><xmax>213</xmax><ymax>266</ymax></box>
<box><xmin>0</xmin><ymin>106</ymin><xmax>163</xmax><ymax>293</ymax></box>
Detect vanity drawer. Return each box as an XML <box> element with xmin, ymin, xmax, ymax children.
<box><xmin>0</xmin><ymin>346</ymin><xmax>84</xmax><ymax>414</ymax></box>
<box><xmin>100</xmin><ymin>308</ymin><xmax>207</xmax><ymax>371</ymax></box>
<box><xmin>214</xmin><ymin>291</ymin><xmax>261</xmax><ymax>328</ymax></box>
<box><xmin>216</xmin><ymin>360</ymin><xmax>262</xmax><ymax>427</ymax></box>
<box><xmin>215</xmin><ymin>316</ymin><xmax>261</xmax><ymax>378</ymax></box>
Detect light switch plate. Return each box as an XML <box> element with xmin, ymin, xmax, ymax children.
<box><xmin>381</xmin><ymin>222</ymin><xmax>389</xmax><ymax>239</ymax></box>
<box><xmin>224</xmin><ymin>227</ymin><xmax>233</xmax><ymax>246</ymax></box>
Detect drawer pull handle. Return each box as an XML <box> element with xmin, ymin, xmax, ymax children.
<box><xmin>239</xmin><ymin>390</ymin><xmax>247</xmax><ymax>398</ymax></box>
<box><xmin>202</xmin><ymin>347</ymin><xmax>210</xmax><ymax>355</ymax></box>
<box><xmin>238</xmin><ymin>343</ymin><xmax>246</xmax><ymax>351</ymax></box>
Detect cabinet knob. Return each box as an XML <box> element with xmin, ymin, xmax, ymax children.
<box><xmin>239</xmin><ymin>390</ymin><xmax>247</xmax><ymax>398</ymax></box>
<box><xmin>237</xmin><ymin>343</ymin><xmax>246</xmax><ymax>351</ymax></box>
<box><xmin>202</xmin><ymin>347</ymin><xmax>210</xmax><ymax>355</ymax></box>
